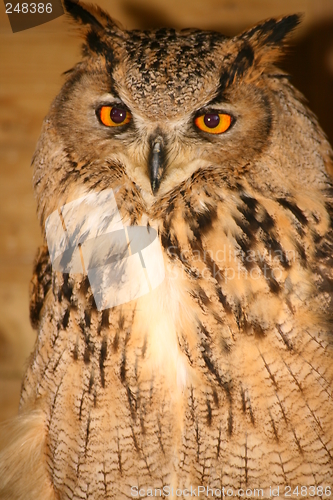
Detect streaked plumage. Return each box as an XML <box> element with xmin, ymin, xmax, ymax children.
<box><xmin>1</xmin><ymin>1</ymin><xmax>333</xmax><ymax>498</ymax></box>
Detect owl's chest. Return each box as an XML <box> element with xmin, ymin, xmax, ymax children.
<box><xmin>22</xmin><ymin>247</ymin><xmax>333</xmax><ymax>497</ymax></box>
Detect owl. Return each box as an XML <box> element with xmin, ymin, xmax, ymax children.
<box><xmin>1</xmin><ymin>0</ymin><xmax>333</xmax><ymax>498</ymax></box>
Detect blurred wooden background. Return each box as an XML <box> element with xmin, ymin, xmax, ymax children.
<box><xmin>0</xmin><ymin>0</ymin><xmax>333</xmax><ymax>429</ymax></box>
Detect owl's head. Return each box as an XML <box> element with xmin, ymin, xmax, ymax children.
<box><xmin>33</xmin><ymin>0</ymin><xmax>331</xmax><ymax>225</ymax></box>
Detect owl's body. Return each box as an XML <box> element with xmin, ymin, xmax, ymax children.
<box><xmin>1</xmin><ymin>2</ymin><xmax>333</xmax><ymax>499</ymax></box>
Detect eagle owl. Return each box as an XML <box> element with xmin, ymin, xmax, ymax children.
<box><xmin>1</xmin><ymin>0</ymin><xmax>333</xmax><ymax>498</ymax></box>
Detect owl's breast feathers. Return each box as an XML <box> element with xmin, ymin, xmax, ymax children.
<box><xmin>23</xmin><ymin>173</ymin><xmax>333</xmax><ymax>491</ymax></box>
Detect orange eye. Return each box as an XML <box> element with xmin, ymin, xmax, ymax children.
<box><xmin>99</xmin><ymin>106</ymin><xmax>132</xmax><ymax>127</ymax></box>
<box><xmin>194</xmin><ymin>112</ymin><xmax>232</xmax><ymax>134</ymax></box>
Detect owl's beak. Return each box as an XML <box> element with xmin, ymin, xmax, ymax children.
<box><xmin>149</xmin><ymin>135</ymin><xmax>165</xmax><ymax>194</ymax></box>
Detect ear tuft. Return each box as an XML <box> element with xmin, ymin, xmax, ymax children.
<box><xmin>218</xmin><ymin>15</ymin><xmax>301</xmax><ymax>93</ymax></box>
<box><xmin>236</xmin><ymin>14</ymin><xmax>302</xmax><ymax>71</ymax></box>
<box><xmin>62</xmin><ymin>0</ymin><xmax>117</xmax><ymax>30</ymax></box>
<box><xmin>242</xmin><ymin>14</ymin><xmax>301</xmax><ymax>48</ymax></box>
<box><xmin>263</xmin><ymin>15</ymin><xmax>301</xmax><ymax>45</ymax></box>
<box><xmin>62</xmin><ymin>0</ymin><xmax>124</xmax><ymax>58</ymax></box>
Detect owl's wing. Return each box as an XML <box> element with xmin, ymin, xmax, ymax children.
<box><xmin>30</xmin><ymin>246</ymin><xmax>53</xmax><ymax>330</ymax></box>
<box><xmin>0</xmin><ymin>247</ymin><xmax>57</xmax><ymax>500</ymax></box>
<box><xmin>149</xmin><ymin>171</ymin><xmax>333</xmax><ymax>484</ymax></box>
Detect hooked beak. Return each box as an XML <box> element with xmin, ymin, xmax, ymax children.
<box><xmin>149</xmin><ymin>135</ymin><xmax>166</xmax><ymax>195</ymax></box>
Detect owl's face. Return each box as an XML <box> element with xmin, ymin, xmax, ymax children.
<box><xmin>54</xmin><ymin>26</ymin><xmax>271</xmax><ymax>196</ymax></box>
<box><xmin>34</xmin><ymin>1</ymin><xmax>330</xmax><ymax>225</ymax></box>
